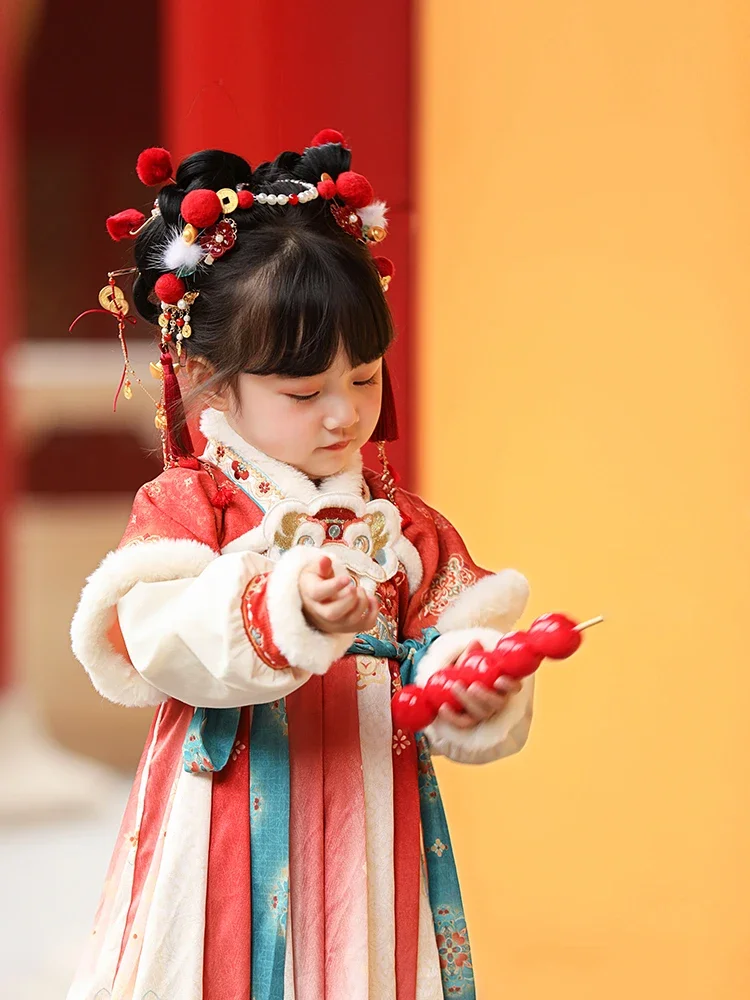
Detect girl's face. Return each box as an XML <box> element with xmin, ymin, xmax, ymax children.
<box><xmin>209</xmin><ymin>349</ymin><xmax>384</xmax><ymax>479</ymax></box>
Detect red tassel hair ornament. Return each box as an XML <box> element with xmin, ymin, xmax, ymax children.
<box><xmin>370</xmin><ymin>357</ymin><xmax>399</xmax><ymax>443</ymax></box>
<box><xmin>160</xmin><ymin>350</ymin><xmax>194</xmax><ymax>463</ymax></box>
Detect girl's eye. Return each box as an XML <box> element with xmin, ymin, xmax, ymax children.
<box><xmin>354</xmin><ymin>376</ymin><xmax>378</xmax><ymax>387</ymax></box>
<box><xmin>287</xmin><ymin>392</ymin><xmax>320</xmax><ymax>402</ymax></box>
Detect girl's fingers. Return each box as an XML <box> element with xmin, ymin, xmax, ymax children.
<box><xmin>334</xmin><ymin>589</ymin><xmax>378</xmax><ymax>631</ymax></box>
<box><xmin>437</xmin><ymin>701</ymin><xmax>478</xmax><ymax>730</ymax></box>
<box><xmin>341</xmin><ymin>588</ymin><xmax>372</xmax><ymax>628</ymax></box>
<box><xmin>356</xmin><ymin>593</ymin><xmax>379</xmax><ymax>631</ymax></box>
<box><xmin>318</xmin><ymin>575</ymin><xmax>356</xmax><ymax>603</ymax></box>
<box><xmin>305</xmin><ymin>579</ymin><xmax>379</xmax><ymax>634</ymax></box>
<box><xmin>316</xmin><ymin>585</ymin><xmax>360</xmax><ymax>622</ymax></box>
<box><xmin>316</xmin><ymin>554</ymin><xmax>334</xmax><ymax>579</ymax></box>
<box><xmin>494</xmin><ymin>676</ymin><xmax>523</xmax><ymax>696</ymax></box>
<box><xmin>454</xmin><ymin>683</ymin><xmax>509</xmax><ymax>720</ymax></box>
<box><xmin>455</xmin><ymin>640</ymin><xmax>484</xmax><ymax>669</ymax></box>
<box><xmin>306</xmin><ymin>573</ymin><xmax>354</xmax><ymax>603</ymax></box>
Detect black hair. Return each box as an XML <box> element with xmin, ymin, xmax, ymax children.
<box><xmin>131</xmin><ymin>143</ymin><xmax>394</xmax><ymax>398</ymax></box>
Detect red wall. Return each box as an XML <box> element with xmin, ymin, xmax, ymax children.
<box><xmin>23</xmin><ymin>0</ymin><xmax>158</xmax><ymax>343</ymax></box>
<box><xmin>161</xmin><ymin>0</ymin><xmax>415</xmax><ymax>481</ymax></box>
<box><xmin>0</xmin><ymin>4</ymin><xmax>25</xmax><ymax>690</ymax></box>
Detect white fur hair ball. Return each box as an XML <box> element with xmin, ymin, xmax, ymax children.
<box><xmin>356</xmin><ymin>200</ymin><xmax>388</xmax><ymax>230</ymax></box>
<box><xmin>163</xmin><ymin>233</ymin><xmax>205</xmax><ymax>274</ymax></box>
<box><xmin>154</xmin><ymin>227</ymin><xmax>206</xmax><ymax>276</ymax></box>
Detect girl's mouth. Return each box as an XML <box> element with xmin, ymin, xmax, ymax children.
<box><xmin>322</xmin><ymin>440</ymin><xmax>353</xmax><ymax>451</ymax></box>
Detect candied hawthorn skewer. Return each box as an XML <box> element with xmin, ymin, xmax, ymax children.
<box><xmin>391</xmin><ymin>614</ymin><xmax>603</xmax><ymax>732</ymax></box>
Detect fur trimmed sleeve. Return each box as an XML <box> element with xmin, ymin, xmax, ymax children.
<box><xmin>115</xmin><ymin>547</ymin><xmax>352</xmax><ymax>709</ymax></box>
<box><xmin>398</xmin><ymin>494</ymin><xmax>534</xmax><ymax>764</ymax></box>
<box><xmin>71</xmin><ymin>471</ymin><xmax>352</xmax><ymax>709</ymax></box>
<box><xmin>71</xmin><ymin>470</ymin><xmax>225</xmax><ymax>707</ymax></box>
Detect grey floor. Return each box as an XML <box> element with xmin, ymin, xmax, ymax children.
<box><xmin>0</xmin><ymin>776</ymin><xmax>132</xmax><ymax>999</ymax></box>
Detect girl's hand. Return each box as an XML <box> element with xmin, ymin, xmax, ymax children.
<box><xmin>436</xmin><ymin>640</ymin><xmax>523</xmax><ymax>730</ymax></box>
<box><xmin>299</xmin><ymin>554</ymin><xmax>378</xmax><ymax>636</ymax></box>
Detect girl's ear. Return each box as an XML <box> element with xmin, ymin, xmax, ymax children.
<box><xmin>184</xmin><ymin>356</ymin><xmax>232</xmax><ymax>412</ymax></box>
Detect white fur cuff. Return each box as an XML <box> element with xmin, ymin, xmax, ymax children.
<box><xmin>415</xmin><ymin>628</ymin><xmax>534</xmax><ymax>766</ymax></box>
<box><xmin>71</xmin><ymin>538</ymin><xmax>218</xmax><ymax>708</ymax></box>
<box><xmin>437</xmin><ymin>569</ymin><xmax>530</xmax><ymax>633</ymax></box>
<box><xmin>265</xmin><ymin>546</ymin><xmax>356</xmax><ymax>675</ymax></box>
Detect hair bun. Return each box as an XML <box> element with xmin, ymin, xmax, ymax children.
<box><xmin>297</xmin><ymin>142</ymin><xmax>352</xmax><ymax>184</ymax></box>
<box><xmin>153</xmin><ymin>149</ymin><xmax>253</xmax><ymax>228</ymax></box>
<box><xmin>174</xmin><ymin>149</ymin><xmax>253</xmax><ymax>193</ymax></box>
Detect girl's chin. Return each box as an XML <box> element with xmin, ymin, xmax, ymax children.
<box><xmin>296</xmin><ymin>449</ymin><xmax>351</xmax><ymax>479</ymax></box>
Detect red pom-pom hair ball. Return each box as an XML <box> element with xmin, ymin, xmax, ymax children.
<box><xmin>181</xmin><ymin>189</ymin><xmax>222</xmax><ymax>228</ymax></box>
<box><xmin>310</xmin><ymin>128</ymin><xmax>348</xmax><ymax>148</ymax></box>
<box><xmin>154</xmin><ymin>273</ymin><xmax>186</xmax><ymax>305</ymax></box>
<box><xmin>374</xmin><ymin>257</ymin><xmax>395</xmax><ymax>280</ymax></box>
<box><xmin>106</xmin><ymin>208</ymin><xmax>146</xmax><ymax>242</ymax></box>
<box><xmin>136</xmin><ymin>147</ymin><xmax>173</xmax><ymax>186</ymax></box>
<box><xmin>335</xmin><ymin>171</ymin><xmax>374</xmax><ymax>208</ymax></box>
<box><xmin>237</xmin><ymin>190</ymin><xmax>255</xmax><ymax>209</ymax></box>
<box><xmin>317</xmin><ymin>177</ymin><xmax>338</xmax><ymax>199</ymax></box>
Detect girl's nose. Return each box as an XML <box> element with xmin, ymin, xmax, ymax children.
<box><xmin>323</xmin><ymin>394</ymin><xmax>358</xmax><ymax>431</ymax></box>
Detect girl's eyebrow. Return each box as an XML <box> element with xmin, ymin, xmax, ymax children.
<box><xmin>241</xmin><ymin>371</ymin><xmax>324</xmax><ymax>379</ymax></box>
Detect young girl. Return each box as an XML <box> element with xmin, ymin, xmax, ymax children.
<box><xmin>69</xmin><ymin>131</ymin><xmax>534</xmax><ymax>1000</ymax></box>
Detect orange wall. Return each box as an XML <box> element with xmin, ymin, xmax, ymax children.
<box><xmin>419</xmin><ymin>3</ymin><xmax>750</xmax><ymax>997</ymax></box>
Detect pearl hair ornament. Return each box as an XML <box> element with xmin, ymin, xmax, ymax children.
<box><xmin>253</xmin><ymin>179</ymin><xmax>320</xmax><ymax>206</ymax></box>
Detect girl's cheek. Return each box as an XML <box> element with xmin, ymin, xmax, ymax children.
<box><xmin>282</xmin><ymin>401</ymin><xmax>316</xmax><ymax>433</ymax></box>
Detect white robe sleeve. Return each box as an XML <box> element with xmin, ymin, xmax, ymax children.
<box><xmin>71</xmin><ymin>537</ymin><xmax>354</xmax><ymax>709</ymax></box>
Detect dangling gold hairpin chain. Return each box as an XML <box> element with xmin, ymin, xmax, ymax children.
<box><xmin>69</xmin><ymin>268</ymin><xmax>159</xmax><ymax>412</ymax></box>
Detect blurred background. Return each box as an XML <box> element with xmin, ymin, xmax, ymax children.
<box><xmin>2</xmin><ymin>0</ymin><xmax>750</xmax><ymax>997</ymax></box>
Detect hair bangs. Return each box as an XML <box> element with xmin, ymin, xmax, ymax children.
<box><xmin>237</xmin><ymin>231</ymin><xmax>394</xmax><ymax>378</ymax></box>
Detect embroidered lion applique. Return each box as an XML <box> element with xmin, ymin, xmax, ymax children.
<box><xmin>261</xmin><ymin>495</ymin><xmax>405</xmax><ymax>594</ymax></box>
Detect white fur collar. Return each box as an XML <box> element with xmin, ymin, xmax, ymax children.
<box><xmin>199</xmin><ymin>408</ymin><xmax>366</xmax><ymax>507</ymax></box>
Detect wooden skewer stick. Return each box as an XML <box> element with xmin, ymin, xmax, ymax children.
<box><xmin>574</xmin><ymin>616</ymin><xmax>604</xmax><ymax>632</ymax></box>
